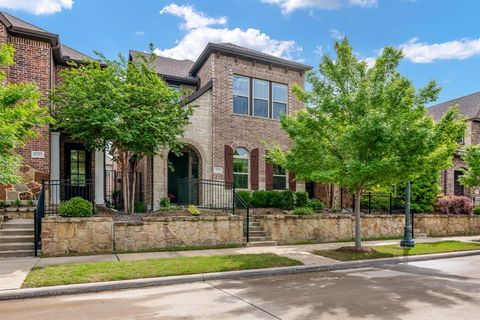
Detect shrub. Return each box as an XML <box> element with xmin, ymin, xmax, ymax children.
<box><xmin>292</xmin><ymin>207</ymin><xmax>314</xmax><ymax>215</ymax></box>
<box><xmin>58</xmin><ymin>197</ymin><xmax>93</xmax><ymax>217</ymax></box>
<box><xmin>435</xmin><ymin>196</ymin><xmax>473</xmax><ymax>215</ymax></box>
<box><xmin>474</xmin><ymin>207</ymin><xmax>480</xmax><ymax>215</ymax></box>
<box><xmin>279</xmin><ymin>190</ymin><xmax>295</xmax><ymax>210</ymax></box>
<box><xmin>0</xmin><ymin>201</ymin><xmax>4</xmax><ymax>208</ymax></box>
<box><xmin>27</xmin><ymin>199</ymin><xmax>34</xmax><ymax>207</ymax></box>
<box><xmin>307</xmin><ymin>198</ymin><xmax>325</xmax><ymax>211</ymax></box>
<box><xmin>251</xmin><ymin>190</ymin><xmax>269</xmax><ymax>208</ymax></box>
<box><xmin>187</xmin><ymin>204</ymin><xmax>200</xmax><ymax>215</ymax></box>
<box><xmin>159</xmin><ymin>197</ymin><xmax>170</xmax><ymax>208</ymax></box>
<box><xmin>134</xmin><ymin>202</ymin><xmax>145</xmax><ymax>213</ymax></box>
<box><xmin>236</xmin><ymin>190</ymin><xmax>252</xmax><ymax>204</ymax></box>
<box><xmin>268</xmin><ymin>191</ymin><xmax>283</xmax><ymax>208</ymax></box>
<box><xmin>12</xmin><ymin>199</ymin><xmax>21</xmax><ymax>207</ymax></box>
<box><xmin>295</xmin><ymin>192</ymin><xmax>308</xmax><ymax>208</ymax></box>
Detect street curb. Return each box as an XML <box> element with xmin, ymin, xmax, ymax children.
<box><xmin>2</xmin><ymin>249</ymin><xmax>480</xmax><ymax>301</ymax></box>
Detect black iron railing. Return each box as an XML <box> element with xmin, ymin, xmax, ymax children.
<box><xmin>34</xmin><ymin>185</ymin><xmax>45</xmax><ymax>257</ymax></box>
<box><xmin>177</xmin><ymin>178</ymin><xmax>234</xmax><ymax>212</ymax></box>
<box><xmin>234</xmin><ymin>191</ymin><xmax>250</xmax><ymax>241</ymax></box>
<box><xmin>351</xmin><ymin>192</ymin><xmax>405</xmax><ymax>214</ymax></box>
<box><xmin>43</xmin><ymin>179</ymin><xmax>94</xmax><ymax>215</ymax></box>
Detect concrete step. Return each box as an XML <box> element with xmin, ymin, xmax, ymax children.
<box><xmin>0</xmin><ymin>228</ymin><xmax>34</xmax><ymax>236</ymax></box>
<box><xmin>248</xmin><ymin>226</ymin><xmax>263</xmax><ymax>231</ymax></box>
<box><xmin>246</xmin><ymin>241</ymin><xmax>278</xmax><ymax>247</ymax></box>
<box><xmin>0</xmin><ymin>250</ymin><xmax>35</xmax><ymax>258</ymax></box>
<box><xmin>247</xmin><ymin>236</ymin><xmax>272</xmax><ymax>242</ymax></box>
<box><xmin>248</xmin><ymin>231</ymin><xmax>268</xmax><ymax>237</ymax></box>
<box><xmin>0</xmin><ymin>235</ymin><xmax>34</xmax><ymax>243</ymax></box>
<box><xmin>0</xmin><ymin>242</ymin><xmax>34</xmax><ymax>251</ymax></box>
<box><xmin>2</xmin><ymin>222</ymin><xmax>34</xmax><ymax>229</ymax></box>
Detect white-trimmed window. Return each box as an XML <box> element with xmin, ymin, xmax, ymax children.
<box><xmin>233</xmin><ymin>148</ymin><xmax>249</xmax><ymax>189</ymax></box>
<box><xmin>272</xmin><ymin>164</ymin><xmax>287</xmax><ymax>190</ymax></box>
<box><xmin>253</xmin><ymin>79</ymin><xmax>269</xmax><ymax>118</ymax></box>
<box><xmin>272</xmin><ymin>83</ymin><xmax>288</xmax><ymax>119</ymax></box>
<box><xmin>233</xmin><ymin>75</ymin><xmax>249</xmax><ymax>115</ymax></box>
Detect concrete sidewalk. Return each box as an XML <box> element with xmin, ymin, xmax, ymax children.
<box><xmin>1</xmin><ymin>235</ymin><xmax>479</xmax><ymax>291</ymax></box>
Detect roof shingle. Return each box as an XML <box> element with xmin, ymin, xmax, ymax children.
<box><xmin>428</xmin><ymin>91</ymin><xmax>480</xmax><ymax>121</ymax></box>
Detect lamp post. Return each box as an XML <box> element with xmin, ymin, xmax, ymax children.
<box><xmin>400</xmin><ymin>180</ymin><xmax>415</xmax><ymax>248</ymax></box>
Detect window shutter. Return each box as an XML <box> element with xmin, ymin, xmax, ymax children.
<box><xmin>265</xmin><ymin>161</ymin><xmax>273</xmax><ymax>190</ymax></box>
<box><xmin>250</xmin><ymin>148</ymin><xmax>259</xmax><ymax>190</ymax></box>
<box><xmin>224</xmin><ymin>145</ymin><xmax>233</xmax><ymax>189</ymax></box>
<box><xmin>288</xmin><ymin>172</ymin><xmax>296</xmax><ymax>191</ymax></box>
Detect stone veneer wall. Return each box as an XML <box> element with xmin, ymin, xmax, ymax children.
<box><xmin>41</xmin><ymin>215</ymin><xmax>242</xmax><ymax>255</ymax></box>
<box><xmin>256</xmin><ymin>214</ymin><xmax>480</xmax><ymax>244</ymax></box>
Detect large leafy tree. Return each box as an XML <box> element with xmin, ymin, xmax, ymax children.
<box><xmin>268</xmin><ymin>38</ymin><xmax>465</xmax><ymax>251</ymax></box>
<box><xmin>50</xmin><ymin>51</ymin><xmax>194</xmax><ymax>213</ymax></box>
<box><xmin>459</xmin><ymin>145</ymin><xmax>480</xmax><ymax>188</ymax></box>
<box><xmin>0</xmin><ymin>43</ymin><xmax>52</xmax><ymax>184</ymax></box>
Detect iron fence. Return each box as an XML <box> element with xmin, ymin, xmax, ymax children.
<box><xmin>350</xmin><ymin>192</ymin><xmax>405</xmax><ymax>214</ymax></box>
<box><xmin>177</xmin><ymin>178</ymin><xmax>234</xmax><ymax>212</ymax></box>
<box><xmin>43</xmin><ymin>179</ymin><xmax>95</xmax><ymax>215</ymax></box>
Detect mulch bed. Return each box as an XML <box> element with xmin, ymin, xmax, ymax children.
<box><xmin>334</xmin><ymin>246</ymin><xmax>377</xmax><ymax>254</ymax></box>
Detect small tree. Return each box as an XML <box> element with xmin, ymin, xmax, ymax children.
<box><xmin>459</xmin><ymin>144</ymin><xmax>480</xmax><ymax>188</ymax></box>
<box><xmin>50</xmin><ymin>50</ymin><xmax>194</xmax><ymax>213</ymax></box>
<box><xmin>397</xmin><ymin>168</ymin><xmax>441</xmax><ymax>213</ymax></box>
<box><xmin>0</xmin><ymin>43</ymin><xmax>52</xmax><ymax>184</ymax></box>
<box><xmin>268</xmin><ymin>38</ymin><xmax>464</xmax><ymax>251</ymax></box>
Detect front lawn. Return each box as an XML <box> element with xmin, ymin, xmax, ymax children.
<box><xmin>23</xmin><ymin>253</ymin><xmax>302</xmax><ymax>288</ymax></box>
<box><xmin>313</xmin><ymin>241</ymin><xmax>480</xmax><ymax>261</ymax></box>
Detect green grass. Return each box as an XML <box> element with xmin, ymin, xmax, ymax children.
<box><xmin>313</xmin><ymin>241</ymin><xmax>480</xmax><ymax>261</ymax></box>
<box><xmin>23</xmin><ymin>253</ymin><xmax>302</xmax><ymax>288</ymax></box>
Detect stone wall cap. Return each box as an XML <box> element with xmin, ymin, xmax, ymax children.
<box><xmin>43</xmin><ymin>216</ymin><xmax>114</xmax><ymax>222</ymax></box>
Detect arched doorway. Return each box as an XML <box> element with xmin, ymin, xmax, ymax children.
<box><xmin>167</xmin><ymin>146</ymin><xmax>200</xmax><ymax>204</ymax></box>
<box><xmin>454</xmin><ymin>170</ymin><xmax>465</xmax><ymax>196</ymax></box>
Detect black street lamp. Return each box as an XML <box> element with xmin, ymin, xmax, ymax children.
<box><xmin>400</xmin><ymin>180</ymin><xmax>415</xmax><ymax>248</ymax></box>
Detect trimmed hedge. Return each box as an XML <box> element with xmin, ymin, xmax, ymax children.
<box><xmin>435</xmin><ymin>196</ymin><xmax>473</xmax><ymax>215</ymax></box>
<box><xmin>295</xmin><ymin>192</ymin><xmax>309</xmax><ymax>208</ymax></box>
<box><xmin>292</xmin><ymin>207</ymin><xmax>314</xmax><ymax>215</ymax></box>
<box><xmin>58</xmin><ymin>197</ymin><xmax>93</xmax><ymax>217</ymax></box>
<box><xmin>307</xmin><ymin>198</ymin><xmax>325</xmax><ymax>211</ymax></box>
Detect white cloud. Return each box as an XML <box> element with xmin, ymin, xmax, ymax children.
<box><xmin>362</xmin><ymin>57</ymin><xmax>376</xmax><ymax>68</ymax></box>
<box><xmin>400</xmin><ymin>37</ymin><xmax>480</xmax><ymax>63</ymax></box>
<box><xmin>134</xmin><ymin>31</ymin><xmax>145</xmax><ymax>37</ymax></box>
<box><xmin>160</xmin><ymin>3</ymin><xmax>227</xmax><ymax>30</ymax></box>
<box><xmin>329</xmin><ymin>28</ymin><xmax>344</xmax><ymax>40</ymax></box>
<box><xmin>262</xmin><ymin>0</ymin><xmax>377</xmax><ymax>14</ymax></box>
<box><xmin>0</xmin><ymin>0</ymin><xmax>73</xmax><ymax>15</ymax></box>
<box><xmin>155</xmin><ymin>4</ymin><xmax>302</xmax><ymax>61</ymax></box>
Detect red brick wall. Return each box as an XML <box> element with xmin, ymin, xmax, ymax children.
<box><xmin>208</xmin><ymin>52</ymin><xmax>305</xmax><ymax>188</ymax></box>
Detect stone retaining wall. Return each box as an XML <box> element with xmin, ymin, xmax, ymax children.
<box><xmin>41</xmin><ymin>215</ymin><xmax>243</xmax><ymax>255</ymax></box>
<box><xmin>256</xmin><ymin>214</ymin><xmax>480</xmax><ymax>244</ymax></box>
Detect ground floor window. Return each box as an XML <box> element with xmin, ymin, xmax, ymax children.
<box><xmin>273</xmin><ymin>164</ymin><xmax>287</xmax><ymax>190</ymax></box>
<box><xmin>233</xmin><ymin>147</ymin><xmax>249</xmax><ymax>189</ymax></box>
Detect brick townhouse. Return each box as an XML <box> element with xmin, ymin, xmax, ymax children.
<box><xmin>0</xmin><ymin>12</ymin><xmax>106</xmax><ymax>207</ymax></box>
<box><xmin>428</xmin><ymin>91</ymin><xmax>480</xmax><ymax>198</ymax></box>
<box><xmin>2</xmin><ymin>12</ymin><xmax>336</xmax><ymax>210</ymax></box>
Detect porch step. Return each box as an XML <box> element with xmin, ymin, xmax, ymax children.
<box><xmin>0</xmin><ymin>235</ymin><xmax>34</xmax><ymax>243</ymax></box>
<box><xmin>246</xmin><ymin>241</ymin><xmax>278</xmax><ymax>247</ymax></box>
<box><xmin>0</xmin><ymin>242</ymin><xmax>34</xmax><ymax>251</ymax></box>
<box><xmin>247</xmin><ymin>236</ymin><xmax>272</xmax><ymax>242</ymax></box>
<box><xmin>0</xmin><ymin>228</ymin><xmax>34</xmax><ymax>236</ymax></box>
<box><xmin>0</xmin><ymin>219</ymin><xmax>35</xmax><ymax>257</ymax></box>
<box><xmin>248</xmin><ymin>226</ymin><xmax>263</xmax><ymax>232</ymax></box>
<box><xmin>248</xmin><ymin>231</ymin><xmax>268</xmax><ymax>237</ymax></box>
<box><xmin>0</xmin><ymin>250</ymin><xmax>35</xmax><ymax>258</ymax></box>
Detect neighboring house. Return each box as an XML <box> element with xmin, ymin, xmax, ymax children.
<box><xmin>428</xmin><ymin>91</ymin><xmax>480</xmax><ymax>197</ymax></box>
<box><xmin>0</xmin><ymin>12</ymin><xmax>106</xmax><ymax>207</ymax></box>
<box><xmin>0</xmin><ymin>12</ymin><xmax>315</xmax><ymax>210</ymax></box>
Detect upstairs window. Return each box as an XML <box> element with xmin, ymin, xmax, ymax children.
<box><xmin>272</xmin><ymin>164</ymin><xmax>287</xmax><ymax>190</ymax></box>
<box><xmin>272</xmin><ymin>83</ymin><xmax>288</xmax><ymax>119</ymax></box>
<box><xmin>253</xmin><ymin>79</ymin><xmax>269</xmax><ymax>118</ymax></box>
<box><xmin>233</xmin><ymin>75</ymin><xmax>249</xmax><ymax>115</ymax></box>
<box><xmin>233</xmin><ymin>148</ymin><xmax>249</xmax><ymax>189</ymax></box>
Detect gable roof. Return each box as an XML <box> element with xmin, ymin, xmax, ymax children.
<box><xmin>190</xmin><ymin>42</ymin><xmax>312</xmax><ymax>75</ymax></box>
<box><xmin>0</xmin><ymin>11</ymin><xmax>93</xmax><ymax>64</ymax></box>
<box><xmin>428</xmin><ymin>91</ymin><xmax>480</xmax><ymax>121</ymax></box>
<box><xmin>129</xmin><ymin>50</ymin><xmax>198</xmax><ymax>84</ymax></box>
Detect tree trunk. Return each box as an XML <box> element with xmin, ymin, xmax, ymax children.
<box><xmin>354</xmin><ymin>189</ymin><xmax>362</xmax><ymax>251</ymax></box>
<box><xmin>130</xmin><ymin>168</ymin><xmax>136</xmax><ymax>214</ymax></box>
<box><xmin>121</xmin><ymin>168</ymin><xmax>129</xmax><ymax>214</ymax></box>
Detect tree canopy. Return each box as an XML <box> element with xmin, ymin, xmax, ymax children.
<box><xmin>0</xmin><ymin>43</ymin><xmax>52</xmax><ymax>184</ymax></box>
<box><xmin>459</xmin><ymin>144</ymin><xmax>480</xmax><ymax>188</ymax></box>
<box><xmin>50</xmin><ymin>51</ymin><xmax>194</xmax><ymax>212</ymax></box>
<box><xmin>268</xmin><ymin>38</ymin><xmax>465</xmax><ymax>250</ymax></box>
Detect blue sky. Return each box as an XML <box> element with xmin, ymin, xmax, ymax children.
<box><xmin>1</xmin><ymin>0</ymin><xmax>479</xmax><ymax>104</ymax></box>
